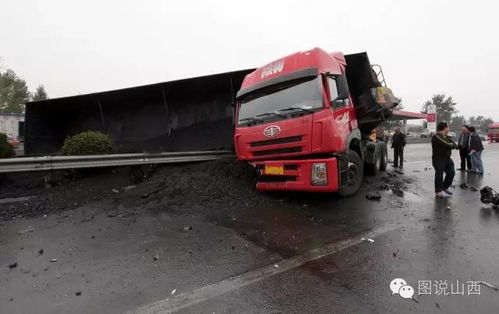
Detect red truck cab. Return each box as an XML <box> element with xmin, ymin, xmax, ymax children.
<box><xmin>234</xmin><ymin>48</ymin><xmax>396</xmax><ymax>195</ymax></box>
<box><xmin>487</xmin><ymin>123</ymin><xmax>499</xmax><ymax>142</ymax></box>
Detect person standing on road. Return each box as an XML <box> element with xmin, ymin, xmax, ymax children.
<box><xmin>457</xmin><ymin>125</ymin><xmax>472</xmax><ymax>171</ymax></box>
<box><xmin>391</xmin><ymin>126</ymin><xmax>406</xmax><ymax>168</ymax></box>
<box><xmin>467</xmin><ymin>126</ymin><xmax>485</xmax><ymax>175</ymax></box>
<box><xmin>432</xmin><ymin>122</ymin><xmax>458</xmax><ymax>197</ymax></box>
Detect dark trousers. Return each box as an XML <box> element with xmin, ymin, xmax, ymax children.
<box><xmin>433</xmin><ymin>158</ymin><xmax>455</xmax><ymax>193</ymax></box>
<box><xmin>459</xmin><ymin>148</ymin><xmax>472</xmax><ymax>170</ymax></box>
<box><xmin>393</xmin><ymin>147</ymin><xmax>404</xmax><ymax>167</ymax></box>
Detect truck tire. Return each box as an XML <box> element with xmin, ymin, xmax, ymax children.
<box><xmin>338</xmin><ymin>150</ymin><xmax>364</xmax><ymax>197</ymax></box>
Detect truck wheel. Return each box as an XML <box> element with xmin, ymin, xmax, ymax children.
<box><xmin>365</xmin><ymin>151</ymin><xmax>381</xmax><ymax>175</ymax></box>
<box><xmin>338</xmin><ymin>150</ymin><xmax>364</xmax><ymax>197</ymax></box>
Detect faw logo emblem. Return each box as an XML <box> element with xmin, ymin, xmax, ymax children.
<box><xmin>263</xmin><ymin>125</ymin><xmax>281</xmax><ymax>138</ymax></box>
<box><xmin>261</xmin><ymin>60</ymin><xmax>284</xmax><ymax>79</ymax></box>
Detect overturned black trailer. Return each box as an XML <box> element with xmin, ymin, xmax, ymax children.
<box><xmin>24</xmin><ymin>69</ymin><xmax>253</xmax><ymax>155</ymax></box>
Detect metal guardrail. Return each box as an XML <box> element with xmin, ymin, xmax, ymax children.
<box><xmin>0</xmin><ymin>151</ymin><xmax>234</xmax><ymax>173</ymax></box>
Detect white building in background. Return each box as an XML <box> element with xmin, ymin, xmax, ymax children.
<box><xmin>0</xmin><ymin>113</ymin><xmax>25</xmax><ymax>137</ymax></box>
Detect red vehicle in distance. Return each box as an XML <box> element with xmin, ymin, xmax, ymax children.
<box><xmin>233</xmin><ymin>48</ymin><xmax>398</xmax><ymax>196</ymax></box>
<box><xmin>487</xmin><ymin>123</ymin><xmax>499</xmax><ymax>142</ymax></box>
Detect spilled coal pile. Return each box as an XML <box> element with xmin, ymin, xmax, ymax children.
<box><xmin>0</xmin><ymin>159</ymin><xmax>271</xmax><ymax>221</ymax></box>
<box><xmin>0</xmin><ymin>159</ymin><xmax>414</xmax><ymax>222</ymax></box>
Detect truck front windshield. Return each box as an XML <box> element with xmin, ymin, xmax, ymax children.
<box><xmin>237</xmin><ymin>76</ymin><xmax>323</xmax><ymax>126</ymax></box>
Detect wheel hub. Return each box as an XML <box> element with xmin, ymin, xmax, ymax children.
<box><xmin>347</xmin><ymin>162</ymin><xmax>359</xmax><ymax>186</ymax></box>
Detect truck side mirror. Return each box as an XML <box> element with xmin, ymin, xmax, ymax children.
<box><xmin>335</xmin><ymin>75</ymin><xmax>349</xmax><ymax>100</ymax></box>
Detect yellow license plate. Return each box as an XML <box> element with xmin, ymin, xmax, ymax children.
<box><xmin>264</xmin><ymin>165</ymin><xmax>284</xmax><ymax>175</ymax></box>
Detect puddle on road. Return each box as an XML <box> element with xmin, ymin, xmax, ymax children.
<box><xmin>387</xmin><ymin>190</ymin><xmax>422</xmax><ymax>202</ymax></box>
<box><xmin>401</xmin><ymin>191</ymin><xmax>422</xmax><ymax>202</ymax></box>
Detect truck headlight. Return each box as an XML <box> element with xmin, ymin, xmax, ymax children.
<box><xmin>311</xmin><ymin>163</ymin><xmax>327</xmax><ymax>186</ymax></box>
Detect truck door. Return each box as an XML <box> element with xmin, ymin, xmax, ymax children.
<box><xmin>326</xmin><ymin>75</ymin><xmax>353</xmax><ymax>151</ymax></box>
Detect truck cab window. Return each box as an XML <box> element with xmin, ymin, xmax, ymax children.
<box><xmin>327</xmin><ymin>77</ymin><xmax>338</xmax><ymax>101</ymax></box>
<box><xmin>327</xmin><ymin>76</ymin><xmax>347</xmax><ymax>109</ymax></box>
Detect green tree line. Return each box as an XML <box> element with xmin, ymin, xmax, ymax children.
<box><xmin>421</xmin><ymin>94</ymin><xmax>494</xmax><ymax>133</ymax></box>
<box><xmin>0</xmin><ymin>68</ymin><xmax>48</xmax><ymax>113</ymax></box>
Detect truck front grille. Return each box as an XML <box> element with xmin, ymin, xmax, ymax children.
<box><xmin>252</xmin><ymin>147</ymin><xmax>302</xmax><ymax>157</ymax></box>
<box><xmin>250</xmin><ymin>136</ymin><xmax>302</xmax><ymax>147</ymax></box>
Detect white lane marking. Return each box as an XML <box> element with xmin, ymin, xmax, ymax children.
<box><xmin>131</xmin><ymin>225</ymin><xmax>396</xmax><ymax>314</ymax></box>
<box><xmin>0</xmin><ymin>196</ymin><xmax>35</xmax><ymax>204</ymax></box>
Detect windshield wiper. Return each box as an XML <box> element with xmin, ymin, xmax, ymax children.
<box><xmin>256</xmin><ymin>111</ymin><xmax>287</xmax><ymax>118</ymax></box>
<box><xmin>277</xmin><ymin>106</ymin><xmax>315</xmax><ymax>114</ymax></box>
<box><xmin>238</xmin><ymin>117</ymin><xmax>264</xmax><ymax>125</ymax></box>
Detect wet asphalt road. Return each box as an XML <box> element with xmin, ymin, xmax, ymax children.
<box><xmin>2</xmin><ymin>142</ymin><xmax>499</xmax><ymax>313</ymax></box>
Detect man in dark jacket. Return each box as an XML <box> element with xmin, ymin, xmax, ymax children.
<box><xmin>467</xmin><ymin>126</ymin><xmax>484</xmax><ymax>174</ymax></box>
<box><xmin>457</xmin><ymin>125</ymin><xmax>472</xmax><ymax>171</ymax></box>
<box><xmin>391</xmin><ymin>126</ymin><xmax>406</xmax><ymax>168</ymax></box>
<box><xmin>432</xmin><ymin>122</ymin><xmax>458</xmax><ymax>197</ymax></box>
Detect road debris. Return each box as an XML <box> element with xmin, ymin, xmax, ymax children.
<box><xmin>470</xmin><ymin>186</ymin><xmax>478</xmax><ymax>192</ymax></box>
<box><xmin>123</xmin><ymin>185</ymin><xmax>136</xmax><ymax>191</ymax></box>
<box><xmin>460</xmin><ymin>183</ymin><xmax>469</xmax><ymax>189</ymax></box>
<box><xmin>38</xmin><ymin>249</ymin><xmax>44</xmax><ymax>256</ymax></box>
<box><xmin>8</xmin><ymin>262</ymin><xmax>18</xmax><ymax>269</ymax></box>
<box><xmin>183</xmin><ymin>225</ymin><xmax>193</xmax><ymax>231</ymax></box>
<box><xmin>75</xmin><ymin>291</ymin><xmax>82</xmax><ymax>296</ymax></box>
<box><xmin>361</xmin><ymin>237</ymin><xmax>374</xmax><ymax>243</ymax></box>
<box><xmin>18</xmin><ymin>226</ymin><xmax>34</xmax><ymax>235</ymax></box>
<box><xmin>153</xmin><ymin>254</ymin><xmax>160</xmax><ymax>261</ymax></box>
<box><xmin>365</xmin><ymin>192</ymin><xmax>382</xmax><ymax>201</ymax></box>
<box><xmin>391</xmin><ymin>186</ymin><xmax>404</xmax><ymax>197</ymax></box>
<box><xmin>171</xmin><ymin>289</ymin><xmax>176</xmax><ymax>295</ymax></box>
<box><xmin>50</xmin><ymin>258</ymin><xmax>57</xmax><ymax>262</ymax></box>
<box><xmin>447</xmin><ymin>206</ymin><xmax>452</xmax><ymax>210</ymax></box>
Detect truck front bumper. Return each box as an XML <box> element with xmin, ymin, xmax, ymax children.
<box><xmin>252</xmin><ymin>157</ymin><xmax>339</xmax><ymax>193</ymax></box>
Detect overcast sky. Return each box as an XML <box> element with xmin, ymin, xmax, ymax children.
<box><xmin>1</xmin><ymin>0</ymin><xmax>497</xmax><ymax>119</ymax></box>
